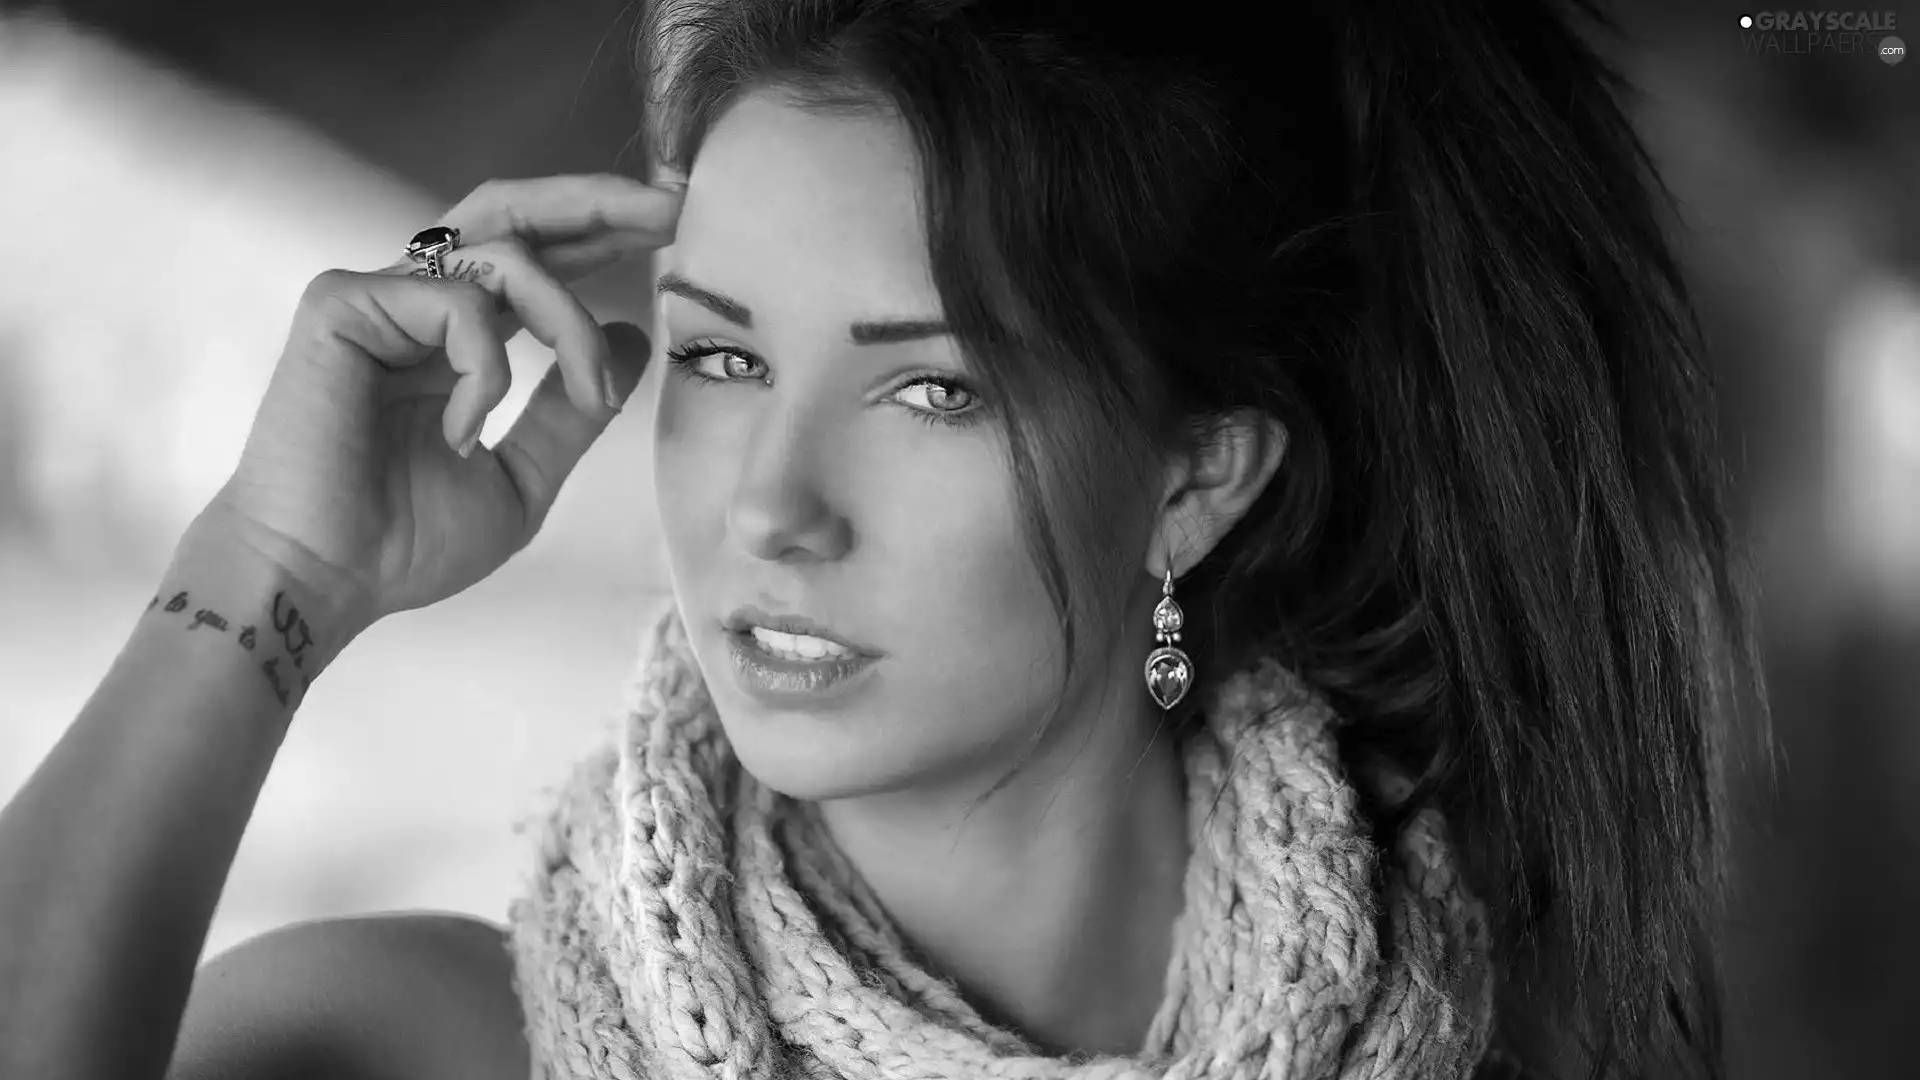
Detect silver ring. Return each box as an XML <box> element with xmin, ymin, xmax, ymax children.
<box><xmin>404</xmin><ymin>225</ymin><xmax>461</xmax><ymax>279</ymax></box>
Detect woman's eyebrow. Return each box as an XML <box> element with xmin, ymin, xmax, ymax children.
<box><xmin>850</xmin><ymin>318</ymin><xmax>951</xmax><ymax>345</ymax></box>
<box><xmin>656</xmin><ymin>272</ymin><xmax>752</xmax><ymax>326</ymax></box>
<box><xmin>656</xmin><ymin>271</ymin><xmax>951</xmax><ymax>345</ymax></box>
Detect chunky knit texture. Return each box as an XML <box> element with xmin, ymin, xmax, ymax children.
<box><xmin>507</xmin><ymin>600</ymin><xmax>1496</xmax><ymax>1079</ymax></box>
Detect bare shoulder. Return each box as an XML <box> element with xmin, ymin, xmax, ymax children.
<box><xmin>167</xmin><ymin>912</ymin><xmax>528</xmax><ymax>1080</ymax></box>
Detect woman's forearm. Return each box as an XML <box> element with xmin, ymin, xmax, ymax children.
<box><xmin>0</xmin><ymin>518</ymin><xmax>360</xmax><ymax>1080</ymax></box>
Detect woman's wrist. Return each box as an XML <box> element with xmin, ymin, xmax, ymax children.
<box><xmin>155</xmin><ymin>511</ymin><xmax>371</xmax><ymax>700</ymax></box>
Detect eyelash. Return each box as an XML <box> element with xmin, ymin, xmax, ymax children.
<box><xmin>663</xmin><ymin>339</ymin><xmax>984</xmax><ymax>428</ymax></box>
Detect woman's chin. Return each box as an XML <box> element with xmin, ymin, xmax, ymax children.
<box><xmin>725</xmin><ymin>734</ymin><xmax>905</xmax><ymax>803</ymax></box>
<box><xmin>720</xmin><ymin>716</ymin><xmax>1008</xmax><ymax>808</ymax></box>
<box><xmin>703</xmin><ymin>695</ymin><xmax>877</xmax><ymax>798</ymax></box>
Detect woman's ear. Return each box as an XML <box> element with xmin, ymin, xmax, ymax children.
<box><xmin>1148</xmin><ymin>410</ymin><xmax>1287</xmax><ymax>574</ymax></box>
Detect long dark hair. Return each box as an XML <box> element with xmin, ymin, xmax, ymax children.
<box><xmin>637</xmin><ymin>1</ymin><xmax>1770</xmax><ymax>1076</ymax></box>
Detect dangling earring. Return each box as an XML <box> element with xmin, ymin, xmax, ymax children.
<box><xmin>1143</xmin><ymin>566</ymin><xmax>1193</xmax><ymax>711</ymax></box>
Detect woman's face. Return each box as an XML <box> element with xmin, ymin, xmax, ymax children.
<box><xmin>652</xmin><ymin>88</ymin><xmax>1124</xmax><ymax>803</ymax></box>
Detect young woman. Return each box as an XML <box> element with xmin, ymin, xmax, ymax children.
<box><xmin>0</xmin><ymin>1</ymin><xmax>1767</xmax><ymax>1078</ymax></box>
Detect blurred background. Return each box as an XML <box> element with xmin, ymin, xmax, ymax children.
<box><xmin>0</xmin><ymin>1</ymin><xmax>1914</xmax><ymax>1076</ymax></box>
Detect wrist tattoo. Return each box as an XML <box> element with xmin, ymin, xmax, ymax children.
<box><xmin>145</xmin><ymin>588</ymin><xmax>320</xmax><ymax>707</ymax></box>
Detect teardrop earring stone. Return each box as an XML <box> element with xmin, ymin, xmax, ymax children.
<box><xmin>1145</xmin><ymin>646</ymin><xmax>1192</xmax><ymax>710</ymax></box>
<box><xmin>1152</xmin><ymin>595</ymin><xmax>1184</xmax><ymax>635</ymax></box>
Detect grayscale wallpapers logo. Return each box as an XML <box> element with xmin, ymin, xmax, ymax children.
<box><xmin>1737</xmin><ymin>11</ymin><xmax>1906</xmax><ymax>63</ymax></box>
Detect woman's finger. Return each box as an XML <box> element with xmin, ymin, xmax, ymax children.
<box><xmin>313</xmin><ymin>236</ymin><xmax>616</xmax><ymax>450</ymax></box>
<box><xmin>393</xmin><ymin>237</ymin><xmax>616</xmax><ymax>422</ymax></box>
<box><xmin>491</xmin><ymin>321</ymin><xmax>651</xmax><ymax>531</ymax></box>
<box><xmin>296</xmin><ymin>270</ymin><xmax>510</xmax><ymax>455</ymax></box>
<box><xmin>368</xmin><ymin>239</ymin><xmax>622</xmax><ymax>411</ymax></box>
<box><xmin>386</xmin><ymin>226</ymin><xmax>663</xmax><ymax>304</ymax></box>
<box><xmin>441</xmin><ymin>174</ymin><xmax>682</xmax><ymax>251</ymax></box>
<box><xmin>438</xmin><ymin>283</ymin><xmax>514</xmax><ymax>455</ymax></box>
<box><xmin>535</xmin><ymin>229</ymin><xmax>677</xmax><ymax>279</ymax></box>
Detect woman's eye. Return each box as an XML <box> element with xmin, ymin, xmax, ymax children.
<box><xmin>894</xmin><ymin>379</ymin><xmax>976</xmax><ymax>415</ymax></box>
<box><xmin>719</xmin><ymin>351</ymin><xmax>764</xmax><ymax>379</ymax></box>
<box><xmin>667</xmin><ymin>343</ymin><xmax>768</xmax><ymax>381</ymax></box>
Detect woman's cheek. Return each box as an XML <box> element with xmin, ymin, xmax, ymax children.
<box><xmin>652</xmin><ymin>391</ymin><xmax>733</xmax><ymax>550</ymax></box>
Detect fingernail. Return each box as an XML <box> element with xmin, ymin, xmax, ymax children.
<box><xmin>457</xmin><ymin>429</ymin><xmax>481</xmax><ymax>458</ymax></box>
<box><xmin>601</xmin><ymin>366</ymin><xmax>624</xmax><ymax>412</ymax></box>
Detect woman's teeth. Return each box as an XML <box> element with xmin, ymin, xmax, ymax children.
<box><xmin>748</xmin><ymin>626</ymin><xmax>856</xmax><ymax>662</ymax></box>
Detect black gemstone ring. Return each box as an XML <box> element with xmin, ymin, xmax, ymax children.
<box><xmin>404</xmin><ymin>225</ymin><xmax>461</xmax><ymax>279</ymax></box>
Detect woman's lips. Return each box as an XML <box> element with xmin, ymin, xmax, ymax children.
<box><xmin>723</xmin><ymin>628</ymin><xmax>880</xmax><ymax>708</ymax></box>
<box><xmin>722</xmin><ymin>604</ymin><xmax>882</xmax><ymax>657</ymax></box>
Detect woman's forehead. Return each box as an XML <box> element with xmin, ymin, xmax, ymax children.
<box><xmin>669</xmin><ymin>91</ymin><xmax>943</xmax><ymax>330</ymax></box>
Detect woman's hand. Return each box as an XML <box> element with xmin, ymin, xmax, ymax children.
<box><xmin>197</xmin><ymin>174</ymin><xmax>681</xmax><ymax>643</ymax></box>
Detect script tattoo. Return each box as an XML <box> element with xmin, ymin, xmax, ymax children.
<box><xmin>261</xmin><ymin>655</ymin><xmax>295</xmax><ymax>706</ymax></box>
<box><xmin>271</xmin><ymin>591</ymin><xmax>315</xmax><ymax>671</ymax></box>
<box><xmin>409</xmin><ymin>258</ymin><xmax>495</xmax><ymax>284</ymax></box>
<box><xmin>146</xmin><ymin>588</ymin><xmax>318</xmax><ymax>706</ymax></box>
<box><xmin>444</xmin><ymin>258</ymin><xmax>495</xmax><ymax>283</ymax></box>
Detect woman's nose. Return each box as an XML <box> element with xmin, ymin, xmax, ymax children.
<box><xmin>725</xmin><ymin>412</ymin><xmax>854</xmax><ymax>564</ymax></box>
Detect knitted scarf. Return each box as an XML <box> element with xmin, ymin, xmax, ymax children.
<box><xmin>507</xmin><ymin>600</ymin><xmax>1496</xmax><ymax>1079</ymax></box>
